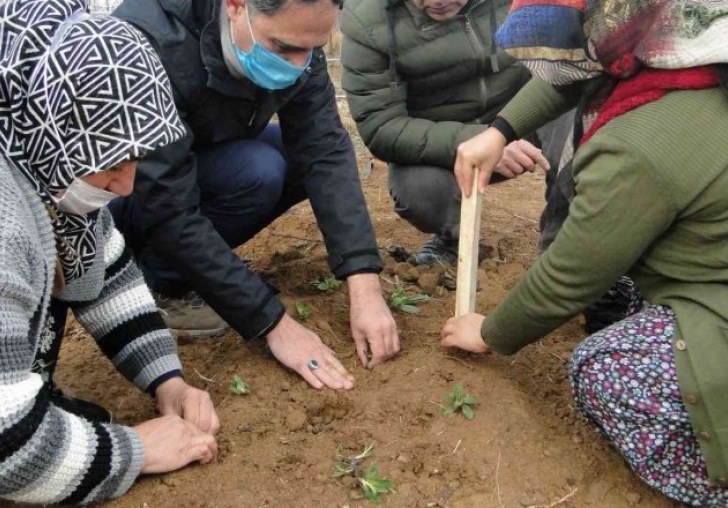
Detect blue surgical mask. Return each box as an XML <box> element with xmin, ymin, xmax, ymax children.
<box><xmin>230</xmin><ymin>7</ymin><xmax>312</xmax><ymax>90</ymax></box>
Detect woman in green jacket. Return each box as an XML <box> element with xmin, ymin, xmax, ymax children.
<box><xmin>440</xmin><ymin>0</ymin><xmax>728</xmax><ymax>505</ymax></box>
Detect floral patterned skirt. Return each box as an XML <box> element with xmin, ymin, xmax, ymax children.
<box><xmin>570</xmin><ymin>303</ymin><xmax>728</xmax><ymax>507</ymax></box>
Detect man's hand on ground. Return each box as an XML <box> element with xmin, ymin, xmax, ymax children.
<box><xmin>266</xmin><ymin>313</ymin><xmax>355</xmax><ymax>390</ymax></box>
<box><xmin>347</xmin><ymin>273</ymin><xmax>400</xmax><ymax>368</ymax></box>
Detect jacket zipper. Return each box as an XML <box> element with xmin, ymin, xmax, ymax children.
<box><xmin>463</xmin><ymin>14</ymin><xmax>488</xmax><ymax>121</ymax></box>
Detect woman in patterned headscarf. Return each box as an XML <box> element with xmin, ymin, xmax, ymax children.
<box><xmin>0</xmin><ymin>0</ymin><xmax>220</xmax><ymax>504</ymax></box>
<box><xmin>441</xmin><ymin>0</ymin><xmax>728</xmax><ymax>505</ymax></box>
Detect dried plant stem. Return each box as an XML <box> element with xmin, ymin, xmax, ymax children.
<box><xmin>526</xmin><ymin>488</ymin><xmax>578</xmax><ymax>508</ymax></box>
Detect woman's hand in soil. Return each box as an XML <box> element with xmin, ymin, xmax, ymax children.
<box><xmin>440</xmin><ymin>314</ymin><xmax>491</xmax><ymax>354</ymax></box>
<box><xmin>347</xmin><ymin>273</ymin><xmax>400</xmax><ymax>368</ymax></box>
<box><xmin>494</xmin><ymin>139</ymin><xmax>550</xmax><ymax>179</ymax></box>
<box><xmin>155</xmin><ymin>376</ymin><xmax>220</xmax><ymax>435</ymax></box>
<box><xmin>454</xmin><ymin>127</ymin><xmax>507</xmax><ymax>197</ymax></box>
<box><xmin>134</xmin><ymin>415</ymin><xmax>218</xmax><ymax>474</ymax></box>
<box><xmin>267</xmin><ymin>314</ymin><xmax>355</xmax><ymax>390</ymax></box>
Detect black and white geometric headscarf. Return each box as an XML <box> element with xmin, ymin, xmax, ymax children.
<box><xmin>0</xmin><ymin>0</ymin><xmax>185</xmax><ymax>283</ymax></box>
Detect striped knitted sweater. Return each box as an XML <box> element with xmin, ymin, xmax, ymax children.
<box><xmin>0</xmin><ymin>154</ymin><xmax>183</xmax><ymax>505</ymax></box>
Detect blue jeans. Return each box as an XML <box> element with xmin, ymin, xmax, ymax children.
<box><xmin>195</xmin><ymin>124</ymin><xmax>294</xmax><ymax>248</ymax></box>
<box><xmin>139</xmin><ymin>123</ymin><xmax>306</xmax><ymax>293</ymax></box>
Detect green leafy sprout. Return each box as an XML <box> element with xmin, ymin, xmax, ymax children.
<box><xmin>388</xmin><ymin>286</ymin><xmax>430</xmax><ymax>314</ymax></box>
<box><xmin>295</xmin><ymin>300</ymin><xmax>312</xmax><ymax>320</ymax></box>
<box><xmin>309</xmin><ymin>276</ymin><xmax>342</xmax><ymax>292</ymax></box>
<box><xmin>229</xmin><ymin>374</ymin><xmax>251</xmax><ymax>396</ymax></box>
<box><xmin>334</xmin><ymin>443</ymin><xmax>395</xmax><ymax>503</ymax></box>
<box><xmin>441</xmin><ymin>383</ymin><xmax>477</xmax><ymax>420</ymax></box>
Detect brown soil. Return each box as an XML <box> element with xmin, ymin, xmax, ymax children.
<box><xmin>49</xmin><ymin>162</ymin><xmax>677</xmax><ymax>508</ymax></box>
<box><xmin>51</xmin><ymin>62</ymin><xmax>677</xmax><ymax>508</ymax></box>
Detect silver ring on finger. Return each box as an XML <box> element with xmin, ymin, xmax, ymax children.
<box><xmin>307</xmin><ymin>359</ymin><xmax>320</xmax><ymax>371</ymax></box>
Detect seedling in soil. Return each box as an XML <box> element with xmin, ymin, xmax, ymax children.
<box><xmin>388</xmin><ymin>286</ymin><xmax>430</xmax><ymax>314</ymax></box>
<box><xmin>441</xmin><ymin>383</ymin><xmax>477</xmax><ymax>420</ymax></box>
<box><xmin>295</xmin><ymin>300</ymin><xmax>312</xmax><ymax>320</ymax></box>
<box><xmin>310</xmin><ymin>276</ymin><xmax>342</xmax><ymax>292</ymax></box>
<box><xmin>229</xmin><ymin>374</ymin><xmax>251</xmax><ymax>396</ymax></box>
<box><xmin>334</xmin><ymin>443</ymin><xmax>395</xmax><ymax>503</ymax></box>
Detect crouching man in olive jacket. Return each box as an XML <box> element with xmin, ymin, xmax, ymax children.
<box><xmin>341</xmin><ymin>0</ymin><xmax>573</xmax><ymax>265</ymax></box>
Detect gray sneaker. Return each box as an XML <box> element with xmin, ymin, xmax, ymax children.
<box><xmin>152</xmin><ymin>291</ymin><xmax>229</xmax><ymax>339</ymax></box>
<box><xmin>411</xmin><ymin>235</ymin><xmax>459</xmax><ymax>266</ymax></box>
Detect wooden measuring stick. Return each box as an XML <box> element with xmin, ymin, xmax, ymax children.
<box><xmin>455</xmin><ymin>167</ymin><xmax>482</xmax><ymax>316</ymax></box>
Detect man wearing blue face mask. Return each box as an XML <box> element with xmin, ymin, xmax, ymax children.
<box><xmin>231</xmin><ymin>3</ymin><xmax>313</xmax><ymax>89</ymax></box>
<box><xmin>110</xmin><ymin>0</ymin><xmax>401</xmax><ymax>391</ymax></box>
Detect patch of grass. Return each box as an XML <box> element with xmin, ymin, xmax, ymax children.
<box><xmin>229</xmin><ymin>374</ymin><xmax>251</xmax><ymax>396</ymax></box>
<box><xmin>388</xmin><ymin>286</ymin><xmax>430</xmax><ymax>314</ymax></box>
<box><xmin>441</xmin><ymin>383</ymin><xmax>477</xmax><ymax>420</ymax></box>
<box><xmin>334</xmin><ymin>443</ymin><xmax>395</xmax><ymax>503</ymax></box>
<box><xmin>309</xmin><ymin>276</ymin><xmax>342</xmax><ymax>292</ymax></box>
<box><xmin>295</xmin><ymin>300</ymin><xmax>313</xmax><ymax>320</ymax></box>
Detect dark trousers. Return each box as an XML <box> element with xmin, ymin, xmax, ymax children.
<box><xmin>539</xmin><ymin>158</ymin><xmax>575</xmax><ymax>252</ymax></box>
<box><xmin>129</xmin><ymin>123</ymin><xmax>307</xmax><ymax>295</ymax></box>
<box><xmin>388</xmin><ymin>111</ymin><xmax>576</xmax><ymax>242</ymax></box>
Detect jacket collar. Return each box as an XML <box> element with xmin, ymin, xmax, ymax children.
<box><xmin>397</xmin><ymin>0</ymin><xmax>486</xmax><ymax>29</ymax></box>
<box><xmin>197</xmin><ymin>0</ymin><xmax>257</xmax><ymax>97</ymax></box>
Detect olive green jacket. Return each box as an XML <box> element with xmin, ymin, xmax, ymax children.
<box><xmin>340</xmin><ymin>0</ymin><xmax>530</xmax><ymax>168</ymax></box>
<box><xmin>482</xmin><ymin>78</ymin><xmax>728</xmax><ymax>483</ymax></box>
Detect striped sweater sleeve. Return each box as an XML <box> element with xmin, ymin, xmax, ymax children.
<box><xmin>70</xmin><ymin>226</ymin><xmax>183</xmax><ymax>393</ymax></box>
<box><xmin>1</xmin><ymin>237</ymin><xmax>144</xmax><ymax>504</ymax></box>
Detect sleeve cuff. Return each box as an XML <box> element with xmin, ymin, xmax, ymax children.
<box><xmin>480</xmin><ymin>315</ymin><xmax>523</xmax><ymax>356</ymax></box>
<box><xmin>111</xmin><ymin>426</ymin><xmax>145</xmax><ymax>498</ymax></box>
<box><xmin>490</xmin><ymin>117</ymin><xmax>518</xmax><ymax>145</ymax></box>
<box><xmin>147</xmin><ymin>370</ymin><xmax>183</xmax><ymax>395</ymax></box>
<box><xmin>329</xmin><ymin>249</ymin><xmax>382</xmax><ymax>279</ymax></box>
<box><xmin>254</xmin><ymin>306</ymin><xmax>287</xmax><ymax>340</ymax></box>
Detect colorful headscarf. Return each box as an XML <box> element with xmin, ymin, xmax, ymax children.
<box><xmin>496</xmin><ymin>0</ymin><xmax>728</xmax><ymax>85</ymax></box>
<box><xmin>0</xmin><ymin>0</ymin><xmax>185</xmax><ymax>283</ymax></box>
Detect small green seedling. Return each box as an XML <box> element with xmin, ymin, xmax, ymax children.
<box><xmin>441</xmin><ymin>383</ymin><xmax>477</xmax><ymax>420</ymax></box>
<box><xmin>388</xmin><ymin>286</ymin><xmax>430</xmax><ymax>314</ymax></box>
<box><xmin>295</xmin><ymin>300</ymin><xmax>312</xmax><ymax>320</ymax></box>
<box><xmin>229</xmin><ymin>374</ymin><xmax>251</xmax><ymax>396</ymax></box>
<box><xmin>334</xmin><ymin>443</ymin><xmax>395</xmax><ymax>503</ymax></box>
<box><xmin>359</xmin><ymin>466</ymin><xmax>395</xmax><ymax>503</ymax></box>
<box><xmin>310</xmin><ymin>276</ymin><xmax>342</xmax><ymax>292</ymax></box>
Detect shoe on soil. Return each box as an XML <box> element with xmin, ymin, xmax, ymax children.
<box><xmin>411</xmin><ymin>234</ymin><xmax>459</xmax><ymax>266</ymax></box>
<box><xmin>152</xmin><ymin>291</ymin><xmax>229</xmax><ymax>339</ymax></box>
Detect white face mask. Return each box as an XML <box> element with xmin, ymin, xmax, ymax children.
<box><xmin>54</xmin><ymin>177</ymin><xmax>118</xmax><ymax>215</ymax></box>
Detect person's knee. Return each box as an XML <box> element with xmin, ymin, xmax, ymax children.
<box><xmin>217</xmin><ymin>143</ymin><xmax>287</xmax><ymax>209</ymax></box>
<box><xmin>569</xmin><ymin>344</ymin><xmax>611</xmax><ymax>412</ymax></box>
<box><xmin>389</xmin><ymin>164</ymin><xmax>457</xmax><ymax>220</ymax></box>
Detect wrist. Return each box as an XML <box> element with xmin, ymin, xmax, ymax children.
<box><xmin>266</xmin><ymin>313</ymin><xmax>296</xmax><ymax>344</ymax></box>
<box><xmin>347</xmin><ymin>273</ymin><xmax>382</xmax><ymax>300</ymax></box>
<box><xmin>154</xmin><ymin>375</ymin><xmax>186</xmax><ymax>401</ymax></box>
